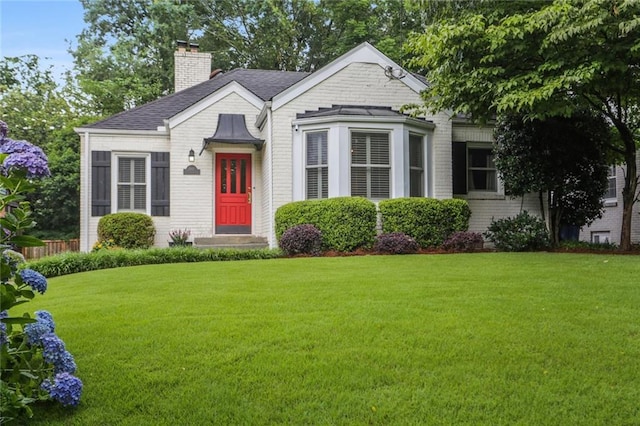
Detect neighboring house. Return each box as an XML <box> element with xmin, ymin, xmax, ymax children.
<box><xmin>579</xmin><ymin>159</ymin><xmax>640</xmax><ymax>245</ymax></box>
<box><xmin>76</xmin><ymin>42</ymin><xmax>544</xmax><ymax>251</ymax></box>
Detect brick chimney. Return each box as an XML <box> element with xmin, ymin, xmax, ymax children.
<box><xmin>174</xmin><ymin>40</ymin><xmax>212</xmax><ymax>93</ymax></box>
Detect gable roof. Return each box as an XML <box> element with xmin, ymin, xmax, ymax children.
<box><xmin>82</xmin><ymin>69</ymin><xmax>310</xmax><ymax>131</ymax></box>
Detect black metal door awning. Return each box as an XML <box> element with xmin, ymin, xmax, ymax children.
<box><xmin>200</xmin><ymin>114</ymin><xmax>264</xmax><ymax>154</ymax></box>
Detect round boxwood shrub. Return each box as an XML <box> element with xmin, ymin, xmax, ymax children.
<box><xmin>374</xmin><ymin>232</ymin><xmax>419</xmax><ymax>255</ymax></box>
<box><xmin>279</xmin><ymin>224</ymin><xmax>322</xmax><ymax>256</ymax></box>
<box><xmin>97</xmin><ymin>213</ymin><xmax>156</xmax><ymax>249</ymax></box>
<box><xmin>484</xmin><ymin>211</ymin><xmax>550</xmax><ymax>252</ymax></box>
<box><xmin>442</xmin><ymin>231</ymin><xmax>484</xmax><ymax>252</ymax></box>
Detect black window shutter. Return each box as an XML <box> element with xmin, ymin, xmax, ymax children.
<box><xmin>452</xmin><ymin>142</ymin><xmax>467</xmax><ymax>195</ymax></box>
<box><xmin>91</xmin><ymin>151</ymin><xmax>111</xmax><ymax>216</ymax></box>
<box><xmin>151</xmin><ymin>152</ymin><xmax>170</xmax><ymax>216</ymax></box>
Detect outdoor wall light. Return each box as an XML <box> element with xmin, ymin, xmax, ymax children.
<box><xmin>188</xmin><ymin>148</ymin><xmax>195</xmax><ymax>162</ymax></box>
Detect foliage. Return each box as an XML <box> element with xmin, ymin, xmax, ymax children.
<box><xmin>406</xmin><ymin>0</ymin><xmax>640</xmax><ymax>250</ymax></box>
<box><xmin>379</xmin><ymin>198</ymin><xmax>471</xmax><ymax>248</ymax></box>
<box><xmin>373</xmin><ymin>232</ymin><xmax>419</xmax><ymax>255</ymax></box>
<box><xmin>73</xmin><ymin>0</ymin><xmax>427</xmax><ymax>115</ymax></box>
<box><xmin>275</xmin><ymin>197</ymin><xmax>377</xmax><ymax>252</ymax></box>
<box><xmin>97</xmin><ymin>213</ymin><xmax>156</xmax><ymax>249</ymax></box>
<box><xmin>26</xmin><ymin>247</ymin><xmax>283</xmax><ymax>278</ymax></box>
<box><xmin>557</xmin><ymin>240</ymin><xmax>618</xmax><ymax>252</ymax></box>
<box><xmin>0</xmin><ymin>121</ymin><xmax>82</xmax><ymax>422</ymax></box>
<box><xmin>23</xmin><ymin>254</ymin><xmax>640</xmax><ymax>425</ymax></box>
<box><xmin>0</xmin><ymin>56</ymin><xmax>94</xmax><ymax>238</ymax></box>
<box><xmin>442</xmin><ymin>231</ymin><xmax>484</xmax><ymax>253</ymax></box>
<box><xmin>168</xmin><ymin>229</ymin><xmax>191</xmax><ymax>246</ymax></box>
<box><xmin>91</xmin><ymin>239</ymin><xmax>119</xmax><ymax>253</ymax></box>
<box><xmin>484</xmin><ymin>211</ymin><xmax>550</xmax><ymax>252</ymax></box>
<box><xmin>494</xmin><ymin>112</ymin><xmax>611</xmax><ymax>245</ymax></box>
<box><xmin>279</xmin><ymin>224</ymin><xmax>322</xmax><ymax>256</ymax></box>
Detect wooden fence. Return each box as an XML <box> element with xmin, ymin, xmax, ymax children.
<box><xmin>22</xmin><ymin>239</ymin><xmax>80</xmax><ymax>260</ymax></box>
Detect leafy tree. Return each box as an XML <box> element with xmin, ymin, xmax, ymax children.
<box><xmin>1</xmin><ymin>56</ymin><xmax>93</xmax><ymax>238</ymax></box>
<box><xmin>494</xmin><ymin>112</ymin><xmax>610</xmax><ymax>246</ymax></box>
<box><xmin>406</xmin><ymin>0</ymin><xmax>640</xmax><ymax>250</ymax></box>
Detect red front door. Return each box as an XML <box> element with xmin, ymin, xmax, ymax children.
<box><xmin>215</xmin><ymin>153</ymin><xmax>252</xmax><ymax>234</ymax></box>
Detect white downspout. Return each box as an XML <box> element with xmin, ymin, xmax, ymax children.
<box><xmin>267</xmin><ymin>103</ymin><xmax>275</xmax><ymax>248</ymax></box>
<box><xmin>82</xmin><ymin>131</ymin><xmax>91</xmax><ymax>252</ymax></box>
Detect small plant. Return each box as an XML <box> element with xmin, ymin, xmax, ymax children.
<box><xmin>169</xmin><ymin>229</ymin><xmax>191</xmax><ymax>246</ymax></box>
<box><xmin>374</xmin><ymin>232</ymin><xmax>419</xmax><ymax>255</ymax></box>
<box><xmin>279</xmin><ymin>224</ymin><xmax>322</xmax><ymax>256</ymax></box>
<box><xmin>442</xmin><ymin>231</ymin><xmax>484</xmax><ymax>252</ymax></box>
<box><xmin>91</xmin><ymin>239</ymin><xmax>119</xmax><ymax>252</ymax></box>
<box><xmin>484</xmin><ymin>211</ymin><xmax>550</xmax><ymax>252</ymax></box>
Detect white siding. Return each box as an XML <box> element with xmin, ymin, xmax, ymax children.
<box><xmin>170</xmin><ymin>92</ymin><xmax>264</xmax><ymax>241</ymax></box>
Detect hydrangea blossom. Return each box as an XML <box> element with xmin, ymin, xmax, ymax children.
<box><xmin>41</xmin><ymin>372</ymin><xmax>83</xmax><ymax>407</ymax></box>
<box><xmin>0</xmin><ymin>310</ymin><xmax>7</xmax><ymax>346</ymax></box>
<box><xmin>0</xmin><ymin>130</ymin><xmax>50</xmax><ymax>178</ymax></box>
<box><xmin>41</xmin><ymin>333</ymin><xmax>66</xmax><ymax>365</ymax></box>
<box><xmin>24</xmin><ymin>310</ymin><xmax>56</xmax><ymax>345</ymax></box>
<box><xmin>1</xmin><ymin>250</ymin><xmax>25</xmax><ymax>283</ymax></box>
<box><xmin>54</xmin><ymin>350</ymin><xmax>77</xmax><ymax>374</ymax></box>
<box><xmin>19</xmin><ymin>269</ymin><xmax>47</xmax><ymax>294</ymax></box>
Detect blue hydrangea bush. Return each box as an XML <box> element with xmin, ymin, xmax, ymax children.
<box><xmin>1</xmin><ymin>121</ymin><xmax>82</xmax><ymax>422</ymax></box>
<box><xmin>374</xmin><ymin>232</ymin><xmax>420</xmax><ymax>255</ymax></box>
<box><xmin>279</xmin><ymin>224</ymin><xmax>323</xmax><ymax>256</ymax></box>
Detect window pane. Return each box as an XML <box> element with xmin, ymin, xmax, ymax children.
<box><xmin>469</xmin><ymin>148</ymin><xmax>494</xmax><ymax>168</ymax></box>
<box><xmin>240</xmin><ymin>160</ymin><xmax>246</xmax><ymax>194</ymax></box>
<box><xmin>133</xmin><ymin>159</ymin><xmax>145</xmax><ymax>183</ymax></box>
<box><xmin>220</xmin><ymin>159</ymin><xmax>227</xmax><ymax>194</ymax></box>
<box><xmin>351</xmin><ymin>133</ymin><xmax>367</xmax><ymax>164</ymax></box>
<box><xmin>469</xmin><ymin>170</ymin><xmax>497</xmax><ymax>191</ymax></box>
<box><xmin>351</xmin><ymin>167</ymin><xmax>367</xmax><ymax>197</ymax></box>
<box><xmin>606</xmin><ymin>166</ymin><xmax>616</xmax><ymax>198</ymax></box>
<box><xmin>230</xmin><ymin>160</ymin><xmax>236</xmax><ymax>193</ymax></box>
<box><xmin>410</xmin><ymin>169</ymin><xmax>423</xmax><ymax>197</ymax></box>
<box><xmin>369</xmin><ymin>134</ymin><xmax>389</xmax><ymax>165</ymax></box>
<box><xmin>118</xmin><ymin>185</ymin><xmax>130</xmax><ymax>209</ymax></box>
<box><xmin>467</xmin><ymin>147</ymin><xmax>497</xmax><ymax>192</ymax></box>
<box><xmin>134</xmin><ymin>186</ymin><xmax>146</xmax><ymax>209</ymax></box>
<box><xmin>370</xmin><ymin>168</ymin><xmax>390</xmax><ymax>198</ymax></box>
<box><xmin>306</xmin><ymin>131</ymin><xmax>328</xmax><ymax>199</ymax></box>
<box><xmin>119</xmin><ymin>158</ymin><xmax>130</xmax><ymax>182</ymax></box>
<box><xmin>409</xmin><ymin>135</ymin><xmax>423</xmax><ymax>168</ymax></box>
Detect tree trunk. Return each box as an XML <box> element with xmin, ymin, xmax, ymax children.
<box><xmin>620</xmin><ymin>148</ymin><xmax>638</xmax><ymax>251</ymax></box>
<box><xmin>616</xmin><ymin>124</ymin><xmax>638</xmax><ymax>252</ymax></box>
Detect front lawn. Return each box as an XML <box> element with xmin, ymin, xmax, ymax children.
<box><xmin>25</xmin><ymin>253</ymin><xmax>640</xmax><ymax>425</ymax></box>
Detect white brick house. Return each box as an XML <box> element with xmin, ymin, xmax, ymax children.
<box><xmin>76</xmin><ymin>42</ymin><xmax>545</xmax><ymax>251</ymax></box>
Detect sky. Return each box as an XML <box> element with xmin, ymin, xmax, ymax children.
<box><xmin>0</xmin><ymin>0</ymin><xmax>86</xmax><ymax>79</ymax></box>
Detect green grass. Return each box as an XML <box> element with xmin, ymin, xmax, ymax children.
<box><xmin>22</xmin><ymin>253</ymin><xmax>640</xmax><ymax>425</ymax></box>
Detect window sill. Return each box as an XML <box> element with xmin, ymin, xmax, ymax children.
<box><xmin>603</xmin><ymin>200</ymin><xmax>618</xmax><ymax>207</ymax></box>
<box><xmin>455</xmin><ymin>192</ymin><xmax>505</xmax><ymax>201</ymax></box>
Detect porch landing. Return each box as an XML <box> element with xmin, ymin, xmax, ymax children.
<box><xmin>194</xmin><ymin>236</ymin><xmax>268</xmax><ymax>250</ymax></box>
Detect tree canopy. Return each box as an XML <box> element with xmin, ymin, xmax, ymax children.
<box><xmin>407</xmin><ymin>0</ymin><xmax>640</xmax><ymax>250</ymax></box>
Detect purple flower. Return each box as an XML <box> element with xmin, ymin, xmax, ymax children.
<box><xmin>41</xmin><ymin>372</ymin><xmax>83</xmax><ymax>407</ymax></box>
<box><xmin>19</xmin><ymin>269</ymin><xmax>47</xmax><ymax>294</ymax></box>
<box><xmin>0</xmin><ymin>138</ymin><xmax>50</xmax><ymax>178</ymax></box>
<box><xmin>0</xmin><ymin>121</ymin><xmax>7</xmax><ymax>139</ymax></box>
<box><xmin>24</xmin><ymin>310</ymin><xmax>56</xmax><ymax>345</ymax></box>
<box><xmin>41</xmin><ymin>333</ymin><xmax>66</xmax><ymax>365</ymax></box>
<box><xmin>0</xmin><ymin>310</ymin><xmax>7</xmax><ymax>346</ymax></box>
<box><xmin>54</xmin><ymin>350</ymin><xmax>77</xmax><ymax>374</ymax></box>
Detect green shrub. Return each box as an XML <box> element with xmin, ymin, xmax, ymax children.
<box><xmin>379</xmin><ymin>198</ymin><xmax>471</xmax><ymax>248</ymax></box>
<box><xmin>275</xmin><ymin>197</ymin><xmax>377</xmax><ymax>252</ymax></box>
<box><xmin>484</xmin><ymin>211</ymin><xmax>550</xmax><ymax>252</ymax></box>
<box><xmin>97</xmin><ymin>213</ymin><xmax>155</xmax><ymax>249</ymax></box>
<box><xmin>25</xmin><ymin>248</ymin><xmax>283</xmax><ymax>278</ymax></box>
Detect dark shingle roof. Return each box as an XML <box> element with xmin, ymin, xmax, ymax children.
<box><xmin>84</xmin><ymin>69</ymin><xmax>310</xmax><ymax>130</ymax></box>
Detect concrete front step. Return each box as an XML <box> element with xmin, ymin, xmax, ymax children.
<box><xmin>194</xmin><ymin>236</ymin><xmax>268</xmax><ymax>250</ymax></box>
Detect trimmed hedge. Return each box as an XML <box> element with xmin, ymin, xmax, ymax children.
<box><xmin>275</xmin><ymin>197</ymin><xmax>377</xmax><ymax>252</ymax></box>
<box><xmin>379</xmin><ymin>198</ymin><xmax>471</xmax><ymax>248</ymax></box>
<box><xmin>97</xmin><ymin>213</ymin><xmax>156</xmax><ymax>249</ymax></box>
<box><xmin>25</xmin><ymin>248</ymin><xmax>283</xmax><ymax>278</ymax></box>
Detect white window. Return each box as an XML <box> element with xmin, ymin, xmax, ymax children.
<box><xmin>117</xmin><ymin>156</ymin><xmax>147</xmax><ymax>212</ymax></box>
<box><xmin>351</xmin><ymin>131</ymin><xmax>390</xmax><ymax>199</ymax></box>
<box><xmin>409</xmin><ymin>134</ymin><xmax>424</xmax><ymax>197</ymax></box>
<box><xmin>468</xmin><ymin>146</ymin><xmax>497</xmax><ymax>192</ymax></box>
<box><xmin>606</xmin><ymin>166</ymin><xmax>617</xmax><ymax>199</ymax></box>
<box><xmin>591</xmin><ymin>231</ymin><xmax>610</xmax><ymax>244</ymax></box>
<box><xmin>306</xmin><ymin>131</ymin><xmax>328</xmax><ymax>199</ymax></box>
